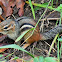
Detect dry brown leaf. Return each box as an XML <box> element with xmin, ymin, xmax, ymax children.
<box><xmin>0</xmin><ymin>48</ymin><xmax>7</xmax><ymax>53</ymax></box>
<box><xmin>0</xmin><ymin>43</ymin><xmax>8</xmax><ymax>53</ymax></box>
<box><xmin>0</xmin><ymin>1</ymin><xmax>6</xmax><ymax>17</ymax></box>
<box><xmin>10</xmin><ymin>58</ymin><xmax>26</xmax><ymax>62</ymax></box>
<box><xmin>0</xmin><ymin>15</ymin><xmax>5</xmax><ymax>21</ymax></box>
<box><xmin>0</xmin><ymin>0</ymin><xmax>25</xmax><ymax>18</ymax></box>
<box><xmin>16</xmin><ymin>0</ymin><xmax>25</xmax><ymax>16</ymax></box>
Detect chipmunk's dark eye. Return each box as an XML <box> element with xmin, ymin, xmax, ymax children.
<box><xmin>4</xmin><ymin>26</ymin><xmax>8</xmax><ymax>29</ymax></box>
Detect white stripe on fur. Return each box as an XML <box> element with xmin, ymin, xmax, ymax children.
<box><xmin>20</xmin><ymin>25</ymin><xmax>34</xmax><ymax>31</ymax></box>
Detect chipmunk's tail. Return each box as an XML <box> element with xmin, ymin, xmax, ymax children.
<box><xmin>40</xmin><ymin>25</ymin><xmax>62</xmax><ymax>40</ymax></box>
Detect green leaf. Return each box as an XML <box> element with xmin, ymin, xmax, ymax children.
<box><xmin>34</xmin><ymin>2</ymin><xmax>49</xmax><ymax>11</ymax></box>
<box><xmin>15</xmin><ymin>28</ymin><xmax>34</xmax><ymax>42</ymax></box>
<box><xmin>44</xmin><ymin>57</ymin><xmax>58</xmax><ymax>62</ymax></box>
<box><xmin>15</xmin><ymin>30</ymin><xmax>29</xmax><ymax>42</ymax></box>
<box><xmin>42</xmin><ymin>2</ymin><xmax>48</xmax><ymax>5</ymax></box>
<box><xmin>39</xmin><ymin>56</ymin><xmax>44</xmax><ymax>62</ymax></box>
<box><xmin>34</xmin><ymin>57</ymin><xmax>39</xmax><ymax>62</ymax></box>
<box><xmin>61</xmin><ymin>44</ymin><xmax>62</xmax><ymax>48</ymax></box>
<box><xmin>13</xmin><ymin>56</ymin><xmax>19</xmax><ymax>60</ymax></box>
<box><xmin>55</xmin><ymin>4</ymin><xmax>62</xmax><ymax>12</ymax></box>
<box><xmin>26</xmin><ymin>1</ymin><xmax>55</xmax><ymax>10</ymax></box>
<box><xmin>34</xmin><ymin>7</ymin><xmax>41</xmax><ymax>11</ymax></box>
<box><xmin>0</xmin><ymin>54</ymin><xmax>3</xmax><ymax>57</ymax></box>
<box><xmin>57</xmin><ymin>38</ymin><xmax>62</xmax><ymax>42</ymax></box>
<box><xmin>28</xmin><ymin>0</ymin><xmax>35</xmax><ymax>19</ymax></box>
<box><xmin>0</xmin><ymin>44</ymin><xmax>34</xmax><ymax>58</ymax></box>
<box><xmin>0</xmin><ymin>54</ymin><xmax>7</xmax><ymax>62</ymax></box>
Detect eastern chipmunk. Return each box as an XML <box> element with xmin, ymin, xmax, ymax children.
<box><xmin>0</xmin><ymin>16</ymin><xmax>62</xmax><ymax>49</ymax></box>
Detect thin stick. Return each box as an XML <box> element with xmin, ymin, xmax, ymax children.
<box><xmin>47</xmin><ymin>34</ymin><xmax>59</xmax><ymax>56</ymax></box>
<box><xmin>44</xmin><ymin>41</ymin><xmax>57</xmax><ymax>52</ymax></box>
<box><xmin>0</xmin><ymin>15</ymin><xmax>5</xmax><ymax>20</ymax></box>
<box><xmin>12</xmin><ymin>14</ymin><xmax>16</xmax><ymax>19</ymax></box>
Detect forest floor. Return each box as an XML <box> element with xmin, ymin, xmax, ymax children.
<box><xmin>0</xmin><ymin>0</ymin><xmax>62</xmax><ymax>62</ymax></box>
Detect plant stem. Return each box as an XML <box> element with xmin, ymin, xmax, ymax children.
<box><xmin>57</xmin><ymin>40</ymin><xmax>60</xmax><ymax>62</ymax></box>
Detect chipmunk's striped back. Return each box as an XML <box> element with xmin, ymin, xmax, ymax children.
<box><xmin>20</xmin><ymin>23</ymin><xmax>35</xmax><ymax>32</ymax></box>
<box><xmin>17</xmin><ymin>17</ymin><xmax>39</xmax><ymax>32</ymax></box>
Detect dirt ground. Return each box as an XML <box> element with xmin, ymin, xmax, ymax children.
<box><xmin>1</xmin><ymin>0</ymin><xmax>62</xmax><ymax>62</ymax></box>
